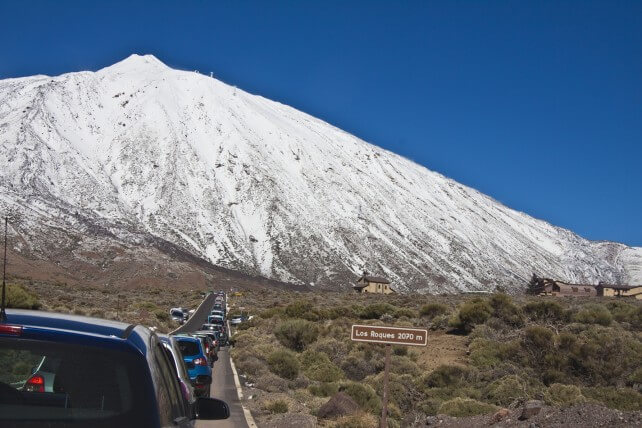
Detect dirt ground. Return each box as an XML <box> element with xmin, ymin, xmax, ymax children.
<box><xmin>416</xmin><ymin>331</ymin><xmax>469</xmax><ymax>371</ymax></box>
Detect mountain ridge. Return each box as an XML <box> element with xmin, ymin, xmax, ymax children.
<box><xmin>1</xmin><ymin>54</ymin><xmax>640</xmax><ymax>292</ymax></box>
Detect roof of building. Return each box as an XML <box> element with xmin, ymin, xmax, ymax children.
<box><xmin>357</xmin><ymin>275</ymin><xmax>390</xmax><ymax>284</ymax></box>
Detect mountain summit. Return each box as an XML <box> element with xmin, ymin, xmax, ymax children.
<box><xmin>1</xmin><ymin>55</ymin><xmax>640</xmax><ymax>292</ymax></box>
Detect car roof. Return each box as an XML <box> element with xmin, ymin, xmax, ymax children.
<box><xmin>4</xmin><ymin>309</ymin><xmax>152</xmax><ymax>355</ymax></box>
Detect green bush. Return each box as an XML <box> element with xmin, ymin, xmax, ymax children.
<box><xmin>605</xmin><ymin>301</ymin><xmax>636</xmax><ymax>323</ymax></box>
<box><xmin>449</xmin><ymin>300</ymin><xmax>493</xmax><ymax>333</ymax></box>
<box><xmin>264</xmin><ymin>399</ymin><xmax>289</xmax><ymax>413</ymax></box>
<box><xmin>340</xmin><ymin>355</ymin><xmax>376</xmax><ymax>381</ymax></box>
<box><xmin>309</xmin><ymin>382</ymin><xmax>339</xmax><ymax>397</ymax></box>
<box><xmin>545</xmin><ymin>383</ymin><xmax>586</xmax><ymax>407</ymax></box>
<box><xmin>420</xmin><ymin>303</ymin><xmax>450</xmax><ymax>319</ymax></box>
<box><xmin>359</xmin><ymin>303</ymin><xmax>398</xmax><ymax>320</ymax></box>
<box><xmin>154</xmin><ymin>309</ymin><xmax>169</xmax><ymax>322</ymax></box>
<box><xmin>267</xmin><ymin>350</ymin><xmax>300</xmax><ymax>380</ymax></box>
<box><xmin>489</xmin><ymin>294</ymin><xmax>524</xmax><ymax>326</ymax></box>
<box><xmin>299</xmin><ymin>350</ymin><xmax>344</xmax><ymax>382</ymax></box>
<box><xmin>523</xmin><ymin>300</ymin><xmax>565</xmax><ymax>322</ymax></box>
<box><xmin>338</xmin><ymin>381</ymin><xmax>381</xmax><ymax>414</ymax></box>
<box><xmin>628</xmin><ymin>367</ymin><xmax>642</xmax><ymax>384</ymax></box>
<box><xmin>438</xmin><ymin>397</ymin><xmax>497</xmax><ymax>417</ymax></box>
<box><xmin>274</xmin><ymin>319</ymin><xmax>319</xmax><ymax>351</ymax></box>
<box><xmin>423</xmin><ymin>365</ymin><xmax>469</xmax><ymax>388</ymax></box>
<box><xmin>582</xmin><ymin>386</ymin><xmax>642</xmax><ymax>411</ymax></box>
<box><xmin>418</xmin><ymin>399</ymin><xmax>442</xmax><ymax>416</ymax></box>
<box><xmin>573</xmin><ymin>304</ymin><xmax>613</xmax><ymax>326</ymax></box>
<box><xmin>285</xmin><ymin>300</ymin><xmax>320</xmax><ymax>321</ymax></box>
<box><xmin>395</xmin><ymin>307</ymin><xmax>417</xmax><ymax>318</ymax></box>
<box><xmin>631</xmin><ymin>306</ymin><xmax>642</xmax><ymax>330</ymax></box>
<box><xmin>6</xmin><ymin>284</ymin><xmax>41</xmax><ymax>309</ymax></box>
<box><xmin>485</xmin><ymin>375</ymin><xmax>538</xmax><ymax>406</ymax></box>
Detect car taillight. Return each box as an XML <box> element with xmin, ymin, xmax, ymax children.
<box><xmin>0</xmin><ymin>324</ymin><xmax>22</xmax><ymax>336</ymax></box>
<box><xmin>24</xmin><ymin>374</ymin><xmax>45</xmax><ymax>392</ymax></box>
<box><xmin>193</xmin><ymin>357</ymin><xmax>207</xmax><ymax>366</ymax></box>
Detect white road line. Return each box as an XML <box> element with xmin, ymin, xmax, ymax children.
<box><xmin>226</xmin><ymin>294</ymin><xmax>258</xmax><ymax>428</ymax></box>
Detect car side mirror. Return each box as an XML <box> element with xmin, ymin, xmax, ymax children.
<box><xmin>196</xmin><ymin>397</ymin><xmax>230</xmax><ymax>420</ymax></box>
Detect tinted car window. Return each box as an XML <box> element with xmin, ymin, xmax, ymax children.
<box><xmin>0</xmin><ymin>339</ymin><xmax>149</xmax><ymax>426</ymax></box>
<box><xmin>177</xmin><ymin>340</ymin><xmax>200</xmax><ymax>356</ymax></box>
<box><xmin>151</xmin><ymin>341</ymin><xmax>185</xmax><ymax>423</ymax></box>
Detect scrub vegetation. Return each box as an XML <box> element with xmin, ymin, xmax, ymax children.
<box><xmin>227</xmin><ymin>290</ymin><xmax>642</xmax><ymax>427</ymax></box>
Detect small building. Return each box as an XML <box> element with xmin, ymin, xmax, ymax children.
<box><xmin>354</xmin><ymin>274</ymin><xmax>395</xmax><ymax>294</ymax></box>
<box><xmin>538</xmin><ymin>279</ymin><xmax>597</xmax><ymax>297</ymax></box>
<box><xmin>596</xmin><ymin>283</ymin><xmax>642</xmax><ymax>300</ymax></box>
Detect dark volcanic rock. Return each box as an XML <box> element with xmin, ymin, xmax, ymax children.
<box><xmin>317</xmin><ymin>392</ymin><xmax>360</xmax><ymax>419</ymax></box>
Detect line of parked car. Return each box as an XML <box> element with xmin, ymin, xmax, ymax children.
<box><xmin>171</xmin><ymin>291</ymin><xmax>229</xmax><ymax>399</ymax></box>
<box><xmin>0</xmin><ymin>291</ymin><xmax>231</xmax><ymax>427</ymax></box>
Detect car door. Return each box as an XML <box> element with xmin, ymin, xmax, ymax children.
<box><xmin>151</xmin><ymin>336</ymin><xmax>192</xmax><ymax>427</ymax></box>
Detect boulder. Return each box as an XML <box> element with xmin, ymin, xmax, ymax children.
<box><xmin>490</xmin><ymin>408</ymin><xmax>510</xmax><ymax>423</ymax></box>
<box><xmin>519</xmin><ymin>400</ymin><xmax>544</xmax><ymax>420</ymax></box>
<box><xmin>317</xmin><ymin>392</ymin><xmax>361</xmax><ymax>419</ymax></box>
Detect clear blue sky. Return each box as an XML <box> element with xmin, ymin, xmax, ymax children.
<box><xmin>1</xmin><ymin>1</ymin><xmax>641</xmax><ymax>246</ymax></box>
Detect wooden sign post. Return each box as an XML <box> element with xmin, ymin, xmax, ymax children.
<box><xmin>351</xmin><ymin>324</ymin><xmax>428</xmax><ymax>428</ymax></box>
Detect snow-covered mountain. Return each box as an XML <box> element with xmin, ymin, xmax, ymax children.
<box><xmin>1</xmin><ymin>54</ymin><xmax>640</xmax><ymax>292</ymax></box>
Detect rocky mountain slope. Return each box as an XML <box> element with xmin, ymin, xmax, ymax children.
<box><xmin>1</xmin><ymin>54</ymin><xmax>639</xmax><ymax>292</ymax></box>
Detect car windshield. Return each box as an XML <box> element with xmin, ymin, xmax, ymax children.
<box><xmin>176</xmin><ymin>340</ymin><xmax>200</xmax><ymax>356</ymax></box>
<box><xmin>0</xmin><ymin>339</ymin><xmax>147</xmax><ymax>425</ymax></box>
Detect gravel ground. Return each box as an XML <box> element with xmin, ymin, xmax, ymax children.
<box><xmin>405</xmin><ymin>404</ymin><xmax>642</xmax><ymax>427</ymax></box>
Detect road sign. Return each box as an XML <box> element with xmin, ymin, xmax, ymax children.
<box><xmin>351</xmin><ymin>324</ymin><xmax>428</xmax><ymax>347</ymax></box>
<box><xmin>351</xmin><ymin>324</ymin><xmax>428</xmax><ymax>428</ymax></box>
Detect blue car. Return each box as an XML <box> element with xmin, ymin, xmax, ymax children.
<box><xmin>174</xmin><ymin>335</ymin><xmax>212</xmax><ymax>397</ymax></box>
<box><xmin>0</xmin><ymin>309</ymin><xmax>229</xmax><ymax>427</ymax></box>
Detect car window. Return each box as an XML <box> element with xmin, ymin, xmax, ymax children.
<box><xmin>0</xmin><ymin>339</ymin><xmax>148</xmax><ymax>426</ymax></box>
<box><xmin>177</xmin><ymin>340</ymin><xmax>200</xmax><ymax>356</ymax></box>
<box><xmin>150</xmin><ymin>339</ymin><xmax>185</xmax><ymax>424</ymax></box>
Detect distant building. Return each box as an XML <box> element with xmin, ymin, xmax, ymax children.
<box><xmin>537</xmin><ymin>278</ymin><xmax>597</xmax><ymax>297</ymax></box>
<box><xmin>596</xmin><ymin>283</ymin><xmax>642</xmax><ymax>300</ymax></box>
<box><xmin>354</xmin><ymin>273</ymin><xmax>395</xmax><ymax>294</ymax></box>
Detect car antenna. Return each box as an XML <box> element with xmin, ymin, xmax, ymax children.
<box><xmin>0</xmin><ymin>216</ymin><xmax>8</xmax><ymax>322</ymax></box>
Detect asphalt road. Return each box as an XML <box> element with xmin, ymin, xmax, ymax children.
<box><xmin>173</xmin><ymin>293</ymin><xmax>250</xmax><ymax>428</ymax></box>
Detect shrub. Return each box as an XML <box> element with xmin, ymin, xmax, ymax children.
<box><xmin>418</xmin><ymin>399</ymin><xmax>442</xmax><ymax>416</ymax></box>
<box><xmin>309</xmin><ymin>382</ymin><xmax>339</xmax><ymax>397</ymax></box>
<box><xmin>582</xmin><ymin>387</ymin><xmax>642</xmax><ymax>411</ymax></box>
<box><xmin>438</xmin><ymin>397</ymin><xmax>497</xmax><ymax>417</ymax></box>
<box><xmin>267</xmin><ymin>350</ymin><xmax>300</xmax><ymax>380</ymax></box>
<box><xmin>332</xmin><ymin>412</ymin><xmax>379</xmax><ymax>428</ymax></box>
<box><xmin>6</xmin><ymin>284</ymin><xmax>41</xmax><ymax>309</ymax></box>
<box><xmin>154</xmin><ymin>309</ymin><xmax>169</xmax><ymax>322</ymax></box>
<box><xmin>605</xmin><ymin>301</ymin><xmax>636</xmax><ymax>323</ymax></box>
<box><xmin>522</xmin><ymin>326</ymin><xmax>554</xmax><ymax>362</ymax></box>
<box><xmin>390</xmin><ymin>356</ymin><xmax>420</xmax><ymax>376</ymax></box>
<box><xmin>340</xmin><ymin>355</ymin><xmax>376</xmax><ymax>381</ymax></box>
<box><xmin>285</xmin><ymin>300</ymin><xmax>319</xmax><ymax>321</ymax></box>
<box><xmin>573</xmin><ymin>304</ymin><xmax>613</xmax><ymax>326</ymax></box>
<box><xmin>395</xmin><ymin>307</ymin><xmax>417</xmax><ymax>319</ymax></box>
<box><xmin>485</xmin><ymin>375</ymin><xmax>538</xmax><ymax>406</ymax></box>
<box><xmin>631</xmin><ymin>306</ymin><xmax>642</xmax><ymax>330</ymax></box>
<box><xmin>545</xmin><ymin>383</ymin><xmax>586</xmax><ymax>407</ymax></box>
<box><xmin>523</xmin><ymin>300</ymin><xmax>565</xmax><ymax>322</ymax></box>
<box><xmin>338</xmin><ymin>382</ymin><xmax>381</xmax><ymax>414</ymax></box>
<box><xmin>359</xmin><ymin>303</ymin><xmax>398</xmax><ymax>320</ymax></box>
<box><xmin>300</xmin><ymin>350</ymin><xmax>344</xmax><ymax>382</ymax></box>
<box><xmin>628</xmin><ymin>367</ymin><xmax>642</xmax><ymax>384</ymax></box>
<box><xmin>264</xmin><ymin>399</ymin><xmax>288</xmax><ymax>414</ymax></box>
<box><xmin>423</xmin><ymin>365</ymin><xmax>469</xmax><ymax>388</ymax></box>
<box><xmin>489</xmin><ymin>294</ymin><xmax>524</xmax><ymax>326</ymax></box>
<box><xmin>449</xmin><ymin>300</ymin><xmax>492</xmax><ymax>333</ymax></box>
<box><xmin>420</xmin><ymin>303</ymin><xmax>450</xmax><ymax>319</ymax></box>
<box><xmin>274</xmin><ymin>319</ymin><xmax>319</xmax><ymax>351</ymax></box>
